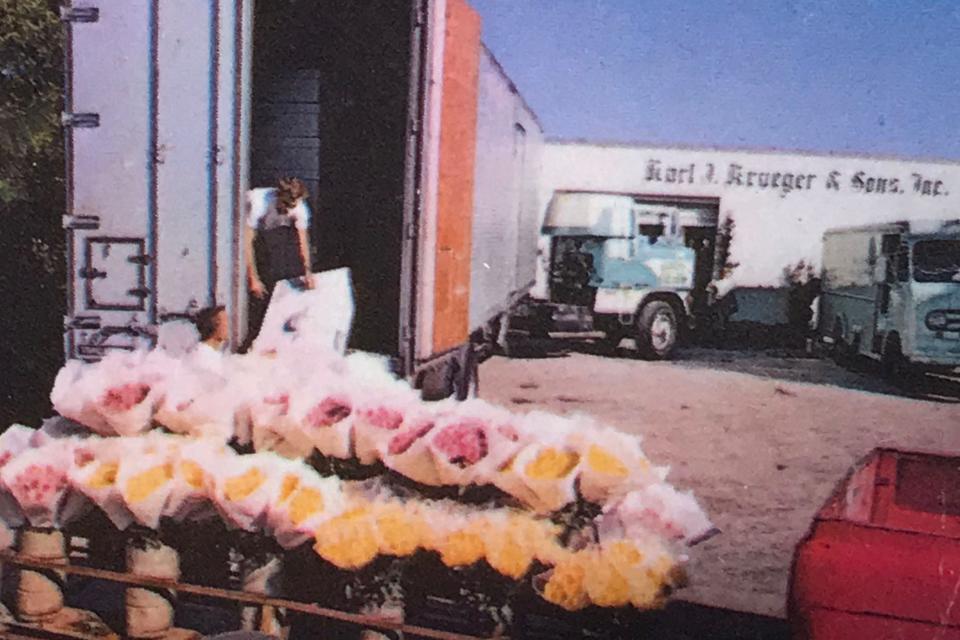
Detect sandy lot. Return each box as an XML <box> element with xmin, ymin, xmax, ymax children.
<box><xmin>479</xmin><ymin>351</ymin><xmax>960</xmax><ymax>618</ymax></box>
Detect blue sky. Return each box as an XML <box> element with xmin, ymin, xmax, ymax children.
<box><xmin>470</xmin><ymin>1</ymin><xmax>960</xmax><ymax>160</ymax></box>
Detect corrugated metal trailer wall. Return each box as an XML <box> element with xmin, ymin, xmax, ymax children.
<box><xmin>468</xmin><ymin>46</ymin><xmax>543</xmax><ymax>332</ymax></box>
<box><xmin>63</xmin><ymin>0</ymin><xmax>252</xmax><ymax>359</ymax></box>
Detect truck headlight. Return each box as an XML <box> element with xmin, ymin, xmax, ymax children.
<box><xmin>926</xmin><ymin>310</ymin><xmax>948</xmax><ymax>330</ymax></box>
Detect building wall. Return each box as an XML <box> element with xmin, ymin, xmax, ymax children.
<box><xmin>541</xmin><ymin>141</ymin><xmax>960</xmax><ymax>292</ymax></box>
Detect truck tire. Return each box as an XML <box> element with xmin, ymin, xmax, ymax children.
<box><xmin>636</xmin><ymin>301</ymin><xmax>679</xmax><ymax>360</ymax></box>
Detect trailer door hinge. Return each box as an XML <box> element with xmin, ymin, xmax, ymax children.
<box><xmin>126</xmin><ymin>287</ymin><xmax>151</xmax><ymax>299</ymax></box>
<box><xmin>60</xmin><ymin>7</ymin><xmax>100</xmax><ymax>23</ymax></box>
<box><xmin>127</xmin><ymin>254</ymin><xmax>152</xmax><ymax>266</ymax></box>
<box><xmin>62</xmin><ymin>214</ymin><xmax>100</xmax><ymax>230</ymax></box>
<box><xmin>66</xmin><ymin>314</ymin><xmax>102</xmax><ymax>331</ymax></box>
<box><xmin>62</xmin><ymin>112</ymin><xmax>100</xmax><ymax>128</ymax></box>
<box><xmin>404</xmin><ymin>222</ymin><xmax>417</xmax><ymax>240</ymax></box>
<box><xmin>78</xmin><ymin>267</ymin><xmax>107</xmax><ymax>280</ymax></box>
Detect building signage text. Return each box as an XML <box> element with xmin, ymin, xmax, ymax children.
<box><xmin>644</xmin><ymin>158</ymin><xmax>949</xmax><ymax>198</ymax></box>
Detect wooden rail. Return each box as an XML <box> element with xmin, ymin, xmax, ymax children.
<box><xmin>0</xmin><ymin>550</ymin><xmax>504</xmax><ymax>640</ymax></box>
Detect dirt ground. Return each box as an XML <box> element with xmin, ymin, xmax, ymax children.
<box><xmin>479</xmin><ymin>347</ymin><xmax>960</xmax><ymax>618</ymax></box>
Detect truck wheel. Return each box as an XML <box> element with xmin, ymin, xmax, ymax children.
<box><xmin>636</xmin><ymin>301</ymin><xmax>678</xmax><ymax>360</ymax></box>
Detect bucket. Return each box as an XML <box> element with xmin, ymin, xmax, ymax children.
<box><xmin>125</xmin><ymin>537</ymin><xmax>180</xmax><ymax>639</ymax></box>
<box><xmin>15</xmin><ymin>528</ymin><xmax>66</xmax><ymax>622</ymax></box>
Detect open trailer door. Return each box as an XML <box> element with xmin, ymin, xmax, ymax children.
<box><xmin>411</xmin><ymin>0</ymin><xmax>483</xmax><ymax>392</ymax></box>
<box><xmin>63</xmin><ymin>0</ymin><xmax>252</xmax><ymax>360</ymax></box>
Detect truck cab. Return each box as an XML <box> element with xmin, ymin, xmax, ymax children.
<box><xmin>820</xmin><ymin>220</ymin><xmax>960</xmax><ymax>380</ymax></box>
<box><xmin>516</xmin><ymin>192</ymin><xmax>699</xmax><ymax>359</ymax></box>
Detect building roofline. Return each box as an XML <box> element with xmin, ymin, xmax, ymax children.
<box><xmin>545</xmin><ymin>137</ymin><xmax>960</xmax><ymax>167</ymax></box>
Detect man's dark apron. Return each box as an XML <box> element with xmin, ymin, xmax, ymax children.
<box><xmin>254</xmin><ymin>203</ymin><xmax>306</xmax><ymax>287</ymax></box>
<box><xmin>244</xmin><ymin>201</ymin><xmax>306</xmax><ymax>351</ymax></box>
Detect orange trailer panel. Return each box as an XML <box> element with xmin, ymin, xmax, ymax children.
<box><xmin>432</xmin><ymin>0</ymin><xmax>481</xmax><ymax>354</ymax></box>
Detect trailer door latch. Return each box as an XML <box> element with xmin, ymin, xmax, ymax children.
<box><xmin>62</xmin><ymin>214</ymin><xmax>101</xmax><ymax>230</ymax></box>
<box><xmin>65</xmin><ymin>314</ymin><xmax>102</xmax><ymax>331</ymax></box>
<box><xmin>60</xmin><ymin>7</ymin><xmax>100</xmax><ymax>23</ymax></box>
<box><xmin>79</xmin><ymin>267</ymin><xmax>107</xmax><ymax>280</ymax></box>
<box><xmin>62</xmin><ymin>112</ymin><xmax>100</xmax><ymax>128</ymax></box>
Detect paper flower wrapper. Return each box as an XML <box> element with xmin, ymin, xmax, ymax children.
<box><xmin>352</xmin><ymin>388</ymin><xmax>416</xmax><ymax>466</ymax></box>
<box><xmin>69</xmin><ymin>436</ymin><xmax>137</xmax><ymax>529</ymax></box>
<box><xmin>1</xmin><ymin>440</ymin><xmax>87</xmax><ymax>529</ymax></box>
<box><xmin>427</xmin><ymin>402</ymin><xmax>522</xmax><ymax>487</ymax></box>
<box><xmin>0</xmin><ymin>425</ymin><xmax>37</xmax><ymax>526</ymax></box>
<box><xmin>571</xmin><ymin>422</ymin><xmax>667</xmax><ymax>503</ymax></box>
<box><xmin>211</xmin><ymin>452</ymin><xmax>290</xmax><ymax>531</ymax></box>
<box><xmin>153</xmin><ymin>361</ymin><xmax>238</xmax><ymax>442</ymax></box>
<box><xmin>266</xmin><ymin>469</ymin><xmax>346</xmax><ymax>549</ymax></box>
<box><xmin>378</xmin><ymin>408</ymin><xmax>443</xmax><ymax>486</ymax></box>
<box><xmin>494</xmin><ymin>413</ymin><xmax>581</xmax><ymax>513</ymax></box>
<box><xmin>601</xmin><ymin>484</ymin><xmax>716</xmax><ymax>546</ymax></box>
<box><xmin>52</xmin><ymin>350</ymin><xmax>169</xmax><ymax>437</ymax></box>
<box><xmin>50</xmin><ymin>359</ymin><xmax>112</xmax><ymax>434</ymax></box>
<box><xmin>164</xmin><ymin>438</ymin><xmax>233</xmax><ymax>523</ymax></box>
<box><xmin>117</xmin><ymin>446</ymin><xmax>178</xmax><ymax>530</ymax></box>
<box><xmin>289</xmin><ymin>383</ymin><xmax>355</xmax><ymax>460</ymax></box>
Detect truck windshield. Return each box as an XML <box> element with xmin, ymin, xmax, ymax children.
<box><xmin>913</xmin><ymin>240</ymin><xmax>960</xmax><ymax>283</ymax></box>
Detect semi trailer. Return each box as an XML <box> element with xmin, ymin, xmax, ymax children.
<box><xmin>61</xmin><ymin>0</ymin><xmax>542</xmax><ymax>399</ymax></box>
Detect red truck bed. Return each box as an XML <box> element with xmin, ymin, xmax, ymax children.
<box><xmin>789</xmin><ymin>447</ymin><xmax>960</xmax><ymax>639</ymax></box>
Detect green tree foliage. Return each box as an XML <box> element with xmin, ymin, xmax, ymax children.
<box><xmin>1</xmin><ymin>0</ymin><xmax>63</xmax><ymax>202</ymax></box>
<box><xmin>0</xmin><ymin>0</ymin><xmax>65</xmax><ymax>426</ymax></box>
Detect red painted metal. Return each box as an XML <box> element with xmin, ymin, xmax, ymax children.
<box><xmin>789</xmin><ymin>447</ymin><xmax>960</xmax><ymax>639</ymax></box>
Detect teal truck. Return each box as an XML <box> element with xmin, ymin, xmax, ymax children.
<box><xmin>509</xmin><ymin>192</ymin><xmax>707</xmax><ymax>359</ymax></box>
<box><xmin>819</xmin><ymin>219</ymin><xmax>960</xmax><ymax>381</ymax></box>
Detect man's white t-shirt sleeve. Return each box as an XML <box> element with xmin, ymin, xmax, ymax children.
<box><xmin>292</xmin><ymin>199</ymin><xmax>311</xmax><ymax>231</ymax></box>
<box><xmin>246</xmin><ymin>188</ymin><xmax>310</xmax><ymax>230</ymax></box>
<box><xmin>246</xmin><ymin>188</ymin><xmax>271</xmax><ymax>229</ymax></box>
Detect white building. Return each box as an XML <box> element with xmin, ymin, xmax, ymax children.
<box><xmin>540</xmin><ymin>140</ymin><xmax>960</xmax><ymax>322</ymax></box>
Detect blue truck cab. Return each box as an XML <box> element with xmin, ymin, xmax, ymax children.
<box><xmin>515</xmin><ymin>192</ymin><xmax>699</xmax><ymax>359</ymax></box>
<box><xmin>819</xmin><ymin>220</ymin><xmax>960</xmax><ymax>380</ymax></box>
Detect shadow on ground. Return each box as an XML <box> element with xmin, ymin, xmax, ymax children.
<box><xmin>637</xmin><ymin>600</ymin><xmax>790</xmax><ymax>640</ymax></box>
<box><xmin>502</xmin><ymin>335</ymin><xmax>960</xmax><ymax>403</ymax></box>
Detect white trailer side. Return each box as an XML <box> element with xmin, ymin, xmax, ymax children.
<box><xmin>63</xmin><ymin>0</ymin><xmax>252</xmax><ymax>360</ymax></box>
<box><xmin>469</xmin><ymin>46</ymin><xmax>543</xmax><ymax>333</ymax></box>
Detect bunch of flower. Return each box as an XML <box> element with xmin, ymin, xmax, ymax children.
<box><xmin>53</xmin><ymin>348</ymin><xmax>712</xmax><ymax>541</ymax></box>
<box><xmin>0</xmin><ymin>428</ymin><xmax>698</xmax><ymax>611</ymax></box>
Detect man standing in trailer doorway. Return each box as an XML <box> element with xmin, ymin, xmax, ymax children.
<box><xmin>242</xmin><ymin>176</ymin><xmax>315</xmax><ymax>351</ymax></box>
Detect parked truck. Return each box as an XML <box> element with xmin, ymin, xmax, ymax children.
<box><xmin>509</xmin><ymin>192</ymin><xmax>716</xmax><ymax>359</ymax></box>
<box><xmin>818</xmin><ymin>220</ymin><xmax>960</xmax><ymax>381</ymax></box>
<box><xmin>61</xmin><ymin>0</ymin><xmax>541</xmax><ymax>399</ymax></box>
<box><xmin>790</xmin><ymin>447</ymin><xmax>960</xmax><ymax>639</ymax></box>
